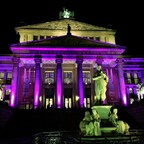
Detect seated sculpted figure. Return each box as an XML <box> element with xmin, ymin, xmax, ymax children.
<box><xmin>79</xmin><ymin>111</ymin><xmax>93</xmax><ymax>135</ymax></box>
<box><xmin>109</xmin><ymin>108</ymin><xmax>130</xmax><ymax>135</ymax></box>
<box><xmin>79</xmin><ymin>108</ymin><xmax>101</xmax><ymax>136</ymax></box>
<box><xmin>93</xmin><ymin>65</ymin><xmax>109</xmax><ymax>104</ymax></box>
<box><xmin>91</xmin><ymin>107</ymin><xmax>101</xmax><ymax>136</ymax></box>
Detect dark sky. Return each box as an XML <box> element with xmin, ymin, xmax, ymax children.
<box><xmin>0</xmin><ymin>0</ymin><xmax>143</xmax><ymax>56</ymax></box>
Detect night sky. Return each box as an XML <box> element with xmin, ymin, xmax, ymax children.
<box><xmin>0</xmin><ymin>0</ymin><xmax>143</xmax><ymax>56</ymax></box>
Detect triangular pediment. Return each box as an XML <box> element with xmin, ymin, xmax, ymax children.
<box><xmin>15</xmin><ymin>19</ymin><xmax>114</xmax><ymax>31</ymax></box>
<box><xmin>11</xmin><ymin>35</ymin><xmax>124</xmax><ymax>49</ymax></box>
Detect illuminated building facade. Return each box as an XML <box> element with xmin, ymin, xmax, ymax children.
<box><xmin>0</xmin><ymin>10</ymin><xmax>144</xmax><ymax>109</ymax></box>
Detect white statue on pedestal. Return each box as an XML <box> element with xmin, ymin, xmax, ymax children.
<box><xmin>93</xmin><ymin>65</ymin><xmax>109</xmax><ymax>104</ymax></box>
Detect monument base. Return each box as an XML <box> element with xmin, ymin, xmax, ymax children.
<box><xmin>91</xmin><ymin>105</ymin><xmax>112</xmax><ymax>119</ymax></box>
<box><xmin>91</xmin><ymin>105</ymin><xmax>116</xmax><ymax>134</ymax></box>
<box><xmin>101</xmin><ymin>127</ymin><xmax>116</xmax><ymax>134</ymax></box>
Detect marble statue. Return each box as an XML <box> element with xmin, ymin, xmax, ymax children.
<box><xmin>59</xmin><ymin>8</ymin><xmax>74</xmax><ymax>19</ymax></box>
<box><xmin>63</xmin><ymin>8</ymin><xmax>71</xmax><ymax>18</ymax></box>
<box><xmin>93</xmin><ymin>65</ymin><xmax>109</xmax><ymax>104</ymax></box>
<box><xmin>108</xmin><ymin>108</ymin><xmax>130</xmax><ymax>135</ymax></box>
<box><xmin>136</xmin><ymin>83</ymin><xmax>144</xmax><ymax>100</ymax></box>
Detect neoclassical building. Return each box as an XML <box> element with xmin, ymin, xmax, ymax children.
<box><xmin>0</xmin><ymin>9</ymin><xmax>144</xmax><ymax>109</ymax></box>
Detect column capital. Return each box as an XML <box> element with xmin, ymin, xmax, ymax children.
<box><xmin>12</xmin><ymin>57</ymin><xmax>20</xmax><ymax>64</ymax></box>
<box><xmin>116</xmin><ymin>58</ymin><xmax>124</xmax><ymax>69</ymax></box>
<box><xmin>76</xmin><ymin>56</ymin><xmax>83</xmax><ymax>64</ymax></box>
<box><xmin>56</xmin><ymin>55</ymin><xmax>63</xmax><ymax>64</ymax></box>
<box><xmin>34</xmin><ymin>58</ymin><xmax>42</xmax><ymax>64</ymax></box>
<box><xmin>116</xmin><ymin>58</ymin><xmax>124</xmax><ymax>65</ymax></box>
<box><xmin>96</xmin><ymin>58</ymin><xmax>103</xmax><ymax>65</ymax></box>
<box><xmin>34</xmin><ymin>55</ymin><xmax>42</xmax><ymax>63</ymax></box>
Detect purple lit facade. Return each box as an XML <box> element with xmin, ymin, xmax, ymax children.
<box><xmin>0</xmin><ymin>18</ymin><xmax>144</xmax><ymax>109</ymax></box>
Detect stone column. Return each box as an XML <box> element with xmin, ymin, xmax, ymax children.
<box><xmin>116</xmin><ymin>59</ymin><xmax>127</xmax><ymax>106</ymax></box>
<box><xmin>10</xmin><ymin>57</ymin><xmax>20</xmax><ymax>107</ymax></box>
<box><xmin>34</xmin><ymin>57</ymin><xmax>42</xmax><ymax>109</ymax></box>
<box><xmin>76</xmin><ymin>56</ymin><xmax>84</xmax><ymax>108</ymax></box>
<box><xmin>56</xmin><ymin>55</ymin><xmax>63</xmax><ymax>108</ymax></box>
<box><xmin>3</xmin><ymin>70</ymin><xmax>7</xmax><ymax>99</ymax></box>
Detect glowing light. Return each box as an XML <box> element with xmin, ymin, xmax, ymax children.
<box><xmin>10</xmin><ymin>94</ymin><xmax>14</xmax><ymax>107</ymax></box>
<box><xmin>123</xmin><ymin>95</ymin><xmax>127</xmax><ymax>106</ymax></box>
<box><xmin>75</xmin><ymin>96</ymin><xmax>79</xmax><ymax>101</ymax></box>
<box><xmin>39</xmin><ymin>96</ymin><xmax>42</xmax><ymax>102</ymax></box>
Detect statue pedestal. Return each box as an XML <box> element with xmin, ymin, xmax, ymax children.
<box><xmin>91</xmin><ymin>105</ymin><xmax>112</xmax><ymax>119</ymax></box>
<box><xmin>91</xmin><ymin>105</ymin><xmax>116</xmax><ymax>134</ymax></box>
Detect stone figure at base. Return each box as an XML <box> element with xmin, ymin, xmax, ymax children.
<box><xmin>108</xmin><ymin>108</ymin><xmax>130</xmax><ymax>135</ymax></box>
<box><xmin>91</xmin><ymin>107</ymin><xmax>101</xmax><ymax>136</ymax></box>
<box><xmin>93</xmin><ymin>65</ymin><xmax>109</xmax><ymax>105</ymax></box>
<box><xmin>79</xmin><ymin>108</ymin><xmax>101</xmax><ymax>136</ymax></box>
<box><xmin>79</xmin><ymin>111</ymin><xmax>93</xmax><ymax>135</ymax></box>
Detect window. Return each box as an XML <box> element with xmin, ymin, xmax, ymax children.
<box><xmin>40</xmin><ymin>36</ymin><xmax>44</xmax><ymax>39</ymax></box>
<box><xmin>65</xmin><ymin>98</ymin><xmax>72</xmax><ymax>108</ymax></box>
<box><xmin>89</xmin><ymin>37</ymin><xmax>94</xmax><ymax>40</ymax></box>
<box><xmin>46</xmin><ymin>98</ymin><xmax>53</xmax><ymax>108</ymax></box>
<box><xmin>63</xmin><ymin>71</ymin><xmax>72</xmax><ymax>84</ymax></box>
<box><xmin>84</xmin><ymin>98</ymin><xmax>90</xmax><ymax>108</ymax></box>
<box><xmin>5</xmin><ymin>89</ymin><xmax>10</xmax><ymax>100</ymax></box>
<box><xmin>45</xmin><ymin>71</ymin><xmax>54</xmax><ymax>85</ymax></box>
<box><xmin>129</xmin><ymin>87</ymin><xmax>135</xmax><ymax>104</ymax></box>
<box><xmin>133</xmin><ymin>72</ymin><xmax>139</xmax><ymax>84</ymax></box>
<box><xmin>23</xmin><ymin>35</ymin><xmax>28</xmax><ymax>42</ymax></box>
<box><xmin>125</xmin><ymin>72</ymin><xmax>132</xmax><ymax>84</ymax></box>
<box><xmin>6</xmin><ymin>72</ymin><xmax>12</xmax><ymax>84</ymax></box>
<box><xmin>83</xmin><ymin>71</ymin><xmax>91</xmax><ymax>85</ymax></box>
<box><xmin>33</xmin><ymin>35</ymin><xmax>38</xmax><ymax>40</ymax></box>
<box><xmin>46</xmin><ymin>36</ymin><xmax>51</xmax><ymax>39</ymax></box>
<box><xmin>0</xmin><ymin>72</ymin><xmax>4</xmax><ymax>84</ymax></box>
<box><xmin>95</xmin><ymin>37</ymin><xmax>100</xmax><ymax>41</ymax></box>
<box><xmin>0</xmin><ymin>72</ymin><xmax>4</xmax><ymax>78</ymax></box>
